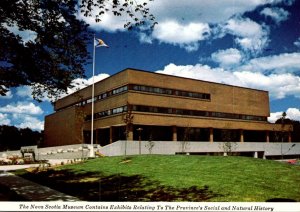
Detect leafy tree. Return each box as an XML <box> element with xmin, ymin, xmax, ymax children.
<box><xmin>0</xmin><ymin>125</ymin><xmax>43</xmax><ymax>151</ymax></box>
<box><xmin>0</xmin><ymin>0</ymin><xmax>156</xmax><ymax>101</ymax></box>
<box><xmin>275</xmin><ymin>117</ymin><xmax>300</xmax><ymax>143</ymax></box>
<box><xmin>80</xmin><ymin>0</ymin><xmax>157</xmax><ymax>30</ymax></box>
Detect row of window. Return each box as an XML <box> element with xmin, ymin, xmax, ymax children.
<box><xmin>132</xmin><ymin>105</ymin><xmax>266</xmax><ymax>121</ymax></box>
<box><xmin>85</xmin><ymin>105</ymin><xmax>128</xmax><ymax>121</ymax></box>
<box><xmin>73</xmin><ymin>84</ymin><xmax>210</xmax><ymax>109</ymax></box>
<box><xmin>76</xmin><ymin>85</ymin><xmax>128</xmax><ymax>107</ymax></box>
<box><xmin>130</xmin><ymin>84</ymin><xmax>210</xmax><ymax>100</ymax></box>
<box><xmin>85</xmin><ymin>105</ymin><xmax>266</xmax><ymax>122</ymax></box>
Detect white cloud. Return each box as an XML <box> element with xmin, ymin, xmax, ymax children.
<box><xmin>12</xmin><ymin>114</ymin><xmax>44</xmax><ymax>131</ymax></box>
<box><xmin>16</xmin><ymin>86</ymin><xmax>32</xmax><ymax>99</ymax></box>
<box><xmin>156</xmin><ymin>62</ymin><xmax>300</xmax><ymax>100</ymax></box>
<box><xmin>138</xmin><ymin>32</ymin><xmax>153</xmax><ymax>44</ymax></box>
<box><xmin>78</xmin><ymin>0</ymin><xmax>271</xmax><ymax>32</ymax></box>
<box><xmin>151</xmin><ymin>21</ymin><xmax>210</xmax><ymax>52</ymax></box>
<box><xmin>0</xmin><ymin>113</ymin><xmax>11</xmax><ymax>125</ymax></box>
<box><xmin>260</xmin><ymin>7</ymin><xmax>289</xmax><ymax>24</ymax></box>
<box><xmin>0</xmin><ymin>103</ymin><xmax>44</xmax><ymax>131</ymax></box>
<box><xmin>13</xmin><ymin>73</ymin><xmax>110</xmax><ymax>102</ymax></box>
<box><xmin>149</xmin><ymin>0</ymin><xmax>287</xmax><ymax>24</ymax></box>
<box><xmin>268</xmin><ymin>111</ymin><xmax>284</xmax><ymax>123</ymax></box>
<box><xmin>77</xmin><ymin>0</ymin><xmax>292</xmax><ymax>54</ymax></box>
<box><xmin>211</xmin><ymin>48</ymin><xmax>243</xmax><ymax>67</ymax></box>
<box><xmin>77</xmin><ymin>0</ymin><xmax>293</xmax><ymax>33</ymax></box>
<box><xmin>223</xmin><ymin>17</ymin><xmax>270</xmax><ymax>54</ymax></box>
<box><xmin>0</xmin><ymin>102</ymin><xmax>43</xmax><ymax>115</ymax></box>
<box><xmin>58</xmin><ymin>73</ymin><xmax>110</xmax><ymax>99</ymax></box>
<box><xmin>4</xmin><ymin>24</ymin><xmax>37</xmax><ymax>44</ymax></box>
<box><xmin>294</xmin><ymin>37</ymin><xmax>300</xmax><ymax>48</ymax></box>
<box><xmin>268</xmin><ymin>108</ymin><xmax>300</xmax><ymax>123</ymax></box>
<box><xmin>240</xmin><ymin>52</ymin><xmax>300</xmax><ymax>74</ymax></box>
<box><xmin>0</xmin><ymin>89</ymin><xmax>13</xmax><ymax>99</ymax></box>
<box><xmin>76</xmin><ymin>1</ymin><xmax>127</xmax><ymax>32</ymax></box>
<box><xmin>286</xmin><ymin>108</ymin><xmax>300</xmax><ymax>121</ymax></box>
<box><xmin>156</xmin><ymin>63</ymin><xmax>242</xmax><ymax>86</ymax></box>
<box><xmin>234</xmin><ymin>71</ymin><xmax>300</xmax><ymax>99</ymax></box>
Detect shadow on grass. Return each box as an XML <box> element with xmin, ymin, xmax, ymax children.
<box><xmin>0</xmin><ymin>184</ymin><xmax>27</xmax><ymax>201</ymax></box>
<box><xmin>266</xmin><ymin>198</ymin><xmax>296</xmax><ymax>202</ymax></box>
<box><xmin>18</xmin><ymin>169</ymin><xmax>222</xmax><ymax>201</ymax></box>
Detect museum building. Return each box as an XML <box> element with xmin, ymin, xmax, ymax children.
<box><xmin>44</xmin><ymin>68</ymin><xmax>292</xmax><ymax>147</ymax></box>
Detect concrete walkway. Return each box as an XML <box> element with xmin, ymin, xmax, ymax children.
<box><xmin>0</xmin><ymin>171</ymin><xmax>80</xmax><ymax>201</ymax></box>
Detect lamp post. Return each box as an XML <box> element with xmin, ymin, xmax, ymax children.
<box><xmin>137</xmin><ymin>128</ymin><xmax>143</xmax><ymax>155</ymax></box>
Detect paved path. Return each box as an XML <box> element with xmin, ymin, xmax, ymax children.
<box><xmin>0</xmin><ymin>172</ymin><xmax>80</xmax><ymax>201</ymax></box>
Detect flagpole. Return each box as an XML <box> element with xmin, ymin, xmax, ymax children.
<box><xmin>90</xmin><ymin>34</ymin><xmax>96</xmax><ymax>158</ymax></box>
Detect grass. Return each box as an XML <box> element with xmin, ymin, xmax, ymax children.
<box><xmin>15</xmin><ymin>155</ymin><xmax>300</xmax><ymax>202</ymax></box>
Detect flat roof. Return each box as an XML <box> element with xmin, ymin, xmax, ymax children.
<box><xmin>122</xmin><ymin>67</ymin><xmax>269</xmax><ymax>93</ymax></box>
<box><xmin>56</xmin><ymin>67</ymin><xmax>268</xmax><ymax>103</ymax></box>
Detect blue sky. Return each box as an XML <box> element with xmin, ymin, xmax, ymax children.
<box><xmin>1</xmin><ymin>0</ymin><xmax>300</xmax><ymax>131</ymax></box>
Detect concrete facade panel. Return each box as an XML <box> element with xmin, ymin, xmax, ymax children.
<box><xmin>44</xmin><ymin>107</ymin><xmax>81</xmax><ymax>147</ymax></box>
<box><xmin>127</xmin><ymin>69</ymin><xmax>269</xmax><ymax>116</ymax></box>
<box><xmin>131</xmin><ymin>113</ymin><xmax>289</xmax><ymax>131</ymax></box>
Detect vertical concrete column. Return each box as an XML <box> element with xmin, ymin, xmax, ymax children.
<box><xmin>266</xmin><ymin>131</ymin><xmax>270</xmax><ymax>143</ymax></box>
<box><xmin>109</xmin><ymin>126</ymin><xmax>113</xmax><ymax>144</ymax></box>
<box><xmin>127</xmin><ymin>124</ymin><xmax>133</xmax><ymax>141</ymax></box>
<box><xmin>209</xmin><ymin>128</ymin><xmax>214</xmax><ymax>143</ymax></box>
<box><xmin>240</xmin><ymin>129</ymin><xmax>244</xmax><ymax>143</ymax></box>
<box><xmin>288</xmin><ymin>131</ymin><xmax>292</xmax><ymax>143</ymax></box>
<box><xmin>172</xmin><ymin>126</ymin><xmax>177</xmax><ymax>141</ymax></box>
<box><xmin>254</xmin><ymin>151</ymin><xmax>258</xmax><ymax>158</ymax></box>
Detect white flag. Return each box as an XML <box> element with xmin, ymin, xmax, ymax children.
<box><xmin>94</xmin><ymin>38</ymin><xmax>109</xmax><ymax>48</ymax></box>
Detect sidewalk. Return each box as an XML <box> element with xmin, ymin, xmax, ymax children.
<box><xmin>0</xmin><ymin>172</ymin><xmax>80</xmax><ymax>201</ymax></box>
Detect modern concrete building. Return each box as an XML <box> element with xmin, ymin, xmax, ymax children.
<box><xmin>44</xmin><ymin>68</ymin><xmax>293</xmax><ymax>154</ymax></box>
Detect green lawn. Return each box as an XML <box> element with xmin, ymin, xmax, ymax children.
<box><xmin>16</xmin><ymin>155</ymin><xmax>300</xmax><ymax>201</ymax></box>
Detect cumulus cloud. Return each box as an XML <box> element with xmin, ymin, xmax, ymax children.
<box><xmin>149</xmin><ymin>0</ymin><xmax>287</xmax><ymax>24</ymax></box>
<box><xmin>59</xmin><ymin>73</ymin><xmax>110</xmax><ymax>97</ymax></box>
<box><xmin>0</xmin><ymin>113</ymin><xmax>11</xmax><ymax>125</ymax></box>
<box><xmin>294</xmin><ymin>37</ymin><xmax>300</xmax><ymax>48</ymax></box>
<box><xmin>156</xmin><ymin>63</ymin><xmax>240</xmax><ymax>86</ymax></box>
<box><xmin>12</xmin><ymin>114</ymin><xmax>44</xmax><ymax>131</ymax></box>
<box><xmin>234</xmin><ymin>71</ymin><xmax>300</xmax><ymax>99</ymax></box>
<box><xmin>138</xmin><ymin>32</ymin><xmax>153</xmax><ymax>44</ymax></box>
<box><xmin>13</xmin><ymin>73</ymin><xmax>110</xmax><ymax>102</ymax></box>
<box><xmin>268</xmin><ymin>108</ymin><xmax>300</xmax><ymax>123</ymax></box>
<box><xmin>156</xmin><ymin>62</ymin><xmax>300</xmax><ymax>100</ymax></box>
<box><xmin>211</xmin><ymin>48</ymin><xmax>243</xmax><ymax>68</ymax></box>
<box><xmin>151</xmin><ymin>21</ymin><xmax>210</xmax><ymax>52</ymax></box>
<box><xmin>223</xmin><ymin>17</ymin><xmax>270</xmax><ymax>55</ymax></box>
<box><xmin>0</xmin><ymin>102</ymin><xmax>43</xmax><ymax>115</ymax></box>
<box><xmin>0</xmin><ymin>89</ymin><xmax>13</xmax><ymax>99</ymax></box>
<box><xmin>260</xmin><ymin>7</ymin><xmax>289</xmax><ymax>24</ymax></box>
<box><xmin>77</xmin><ymin>0</ymin><xmax>276</xmax><ymax>33</ymax></box>
<box><xmin>76</xmin><ymin>2</ymin><xmax>125</xmax><ymax>32</ymax></box>
<box><xmin>0</xmin><ymin>102</ymin><xmax>44</xmax><ymax>131</ymax></box>
<box><xmin>16</xmin><ymin>86</ymin><xmax>32</xmax><ymax>100</ymax></box>
<box><xmin>239</xmin><ymin>53</ymin><xmax>300</xmax><ymax>74</ymax></box>
<box><xmin>58</xmin><ymin>73</ymin><xmax>110</xmax><ymax>99</ymax></box>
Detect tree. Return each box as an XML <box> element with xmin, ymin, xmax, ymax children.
<box><xmin>275</xmin><ymin>116</ymin><xmax>300</xmax><ymax>143</ymax></box>
<box><xmin>180</xmin><ymin>125</ymin><xmax>191</xmax><ymax>153</ymax></box>
<box><xmin>80</xmin><ymin>0</ymin><xmax>157</xmax><ymax>30</ymax></box>
<box><xmin>0</xmin><ymin>0</ymin><xmax>91</xmax><ymax>101</ymax></box>
<box><xmin>0</xmin><ymin>0</ymin><xmax>156</xmax><ymax>101</ymax></box>
<box><xmin>0</xmin><ymin>125</ymin><xmax>43</xmax><ymax>151</ymax></box>
<box><xmin>220</xmin><ymin>129</ymin><xmax>237</xmax><ymax>156</ymax></box>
